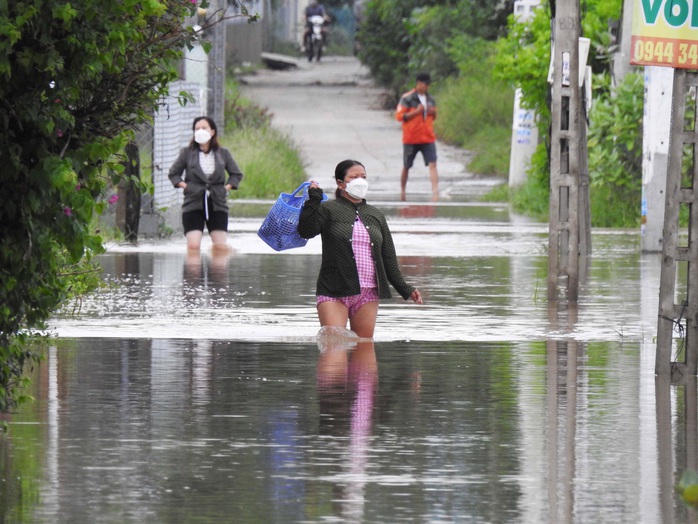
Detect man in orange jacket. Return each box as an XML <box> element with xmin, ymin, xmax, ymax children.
<box><xmin>395</xmin><ymin>72</ymin><xmax>439</xmax><ymax>202</ymax></box>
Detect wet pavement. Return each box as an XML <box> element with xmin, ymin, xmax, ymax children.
<box><xmin>47</xmin><ymin>203</ymin><xmax>654</xmax><ymax>345</ymax></box>
<box><xmin>2</xmin><ymin>203</ymin><xmax>691</xmax><ymax>523</ymax></box>
<box><xmin>1</xmin><ymin>57</ymin><xmax>696</xmax><ymax>523</ymax></box>
<box><xmin>237</xmin><ymin>56</ymin><xmax>496</xmax><ymax>202</ymax></box>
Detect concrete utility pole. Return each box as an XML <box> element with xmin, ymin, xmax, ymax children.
<box><xmin>206</xmin><ymin>0</ymin><xmax>227</xmax><ymax>130</ymax></box>
<box><xmin>611</xmin><ymin>0</ymin><xmax>635</xmax><ymax>85</ymax></box>
<box><xmin>641</xmin><ymin>67</ymin><xmax>673</xmax><ymax>253</ymax></box>
<box><xmin>631</xmin><ymin>0</ymin><xmax>675</xmax><ymax>253</ymax></box>
<box><xmin>628</xmin><ymin>0</ymin><xmax>698</xmax><ymax>375</ymax></box>
<box><xmin>655</xmin><ymin>69</ymin><xmax>698</xmax><ymax>377</ymax></box>
<box><xmin>547</xmin><ymin>0</ymin><xmax>590</xmax><ymax>302</ymax></box>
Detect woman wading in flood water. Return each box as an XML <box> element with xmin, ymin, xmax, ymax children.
<box><xmin>168</xmin><ymin>116</ymin><xmax>244</xmax><ymax>251</ymax></box>
<box><xmin>298</xmin><ymin>159</ymin><xmax>423</xmax><ymax>338</ymax></box>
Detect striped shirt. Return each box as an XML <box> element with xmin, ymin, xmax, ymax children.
<box><xmin>199</xmin><ymin>151</ymin><xmax>216</xmax><ymax>177</ymax></box>
<box><xmin>353</xmin><ymin>217</ymin><xmax>376</xmax><ymax>288</ymax></box>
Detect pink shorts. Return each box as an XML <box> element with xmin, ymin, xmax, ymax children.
<box><xmin>317</xmin><ymin>288</ymin><xmax>380</xmax><ymax>317</ymax></box>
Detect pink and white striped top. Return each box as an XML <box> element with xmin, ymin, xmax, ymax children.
<box><xmin>352</xmin><ymin>217</ymin><xmax>376</xmax><ymax>288</ymax></box>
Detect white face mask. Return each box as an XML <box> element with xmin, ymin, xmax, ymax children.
<box><xmin>194</xmin><ymin>129</ymin><xmax>212</xmax><ymax>145</ymax></box>
<box><xmin>344</xmin><ymin>178</ymin><xmax>368</xmax><ymax>199</ymax></box>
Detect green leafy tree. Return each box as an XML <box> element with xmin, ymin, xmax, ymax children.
<box><xmin>407</xmin><ymin>0</ymin><xmax>514</xmax><ymax>79</ymax></box>
<box><xmin>494</xmin><ymin>5</ymin><xmax>553</xmax><ymax>127</ymax></box>
<box><xmin>358</xmin><ymin>0</ymin><xmax>513</xmax><ymax>94</ymax></box>
<box><xmin>587</xmin><ymin>72</ymin><xmax>644</xmax><ymax>227</ymax></box>
<box><xmin>0</xmin><ymin>0</ymin><xmax>254</xmax><ymax>413</ymax></box>
<box><xmin>493</xmin><ymin>5</ymin><xmax>554</xmax><ymax>214</ymax></box>
<box><xmin>357</xmin><ymin>0</ymin><xmax>417</xmax><ymax>92</ymax></box>
<box><xmin>494</xmin><ymin>0</ymin><xmax>631</xmax><ymax>220</ymax></box>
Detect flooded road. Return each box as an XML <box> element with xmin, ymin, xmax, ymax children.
<box><xmin>2</xmin><ymin>199</ymin><xmax>693</xmax><ymax>523</ymax></box>
<box><xmin>47</xmin><ymin>202</ymin><xmax>655</xmax><ymax>345</ymax></box>
<box><xmin>1</xmin><ymin>57</ymin><xmax>695</xmax><ymax>522</ymax></box>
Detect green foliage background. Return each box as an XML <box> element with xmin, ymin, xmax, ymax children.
<box><xmin>0</xmin><ymin>0</ymin><xmax>247</xmax><ymax>413</ymax></box>
<box><xmin>492</xmin><ymin>0</ymin><xmax>646</xmax><ymax>226</ymax></box>
<box><xmin>358</xmin><ymin>0</ymin><xmax>513</xmax><ymax>97</ymax></box>
<box><xmin>357</xmin><ymin>0</ymin><xmax>646</xmax><ymax>226</ymax></box>
<box><xmin>223</xmin><ymin>80</ymin><xmax>307</xmax><ymax>198</ymax></box>
<box><xmin>588</xmin><ymin>73</ymin><xmax>644</xmax><ymax>227</ymax></box>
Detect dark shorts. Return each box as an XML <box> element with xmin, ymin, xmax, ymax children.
<box><xmin>403</xmin><ymin>142</ymin><xmax>437</xmax><ymax>168</ymax></box>
<box><xmin>182</xmin><ymin>210</ymin><xmax>229</xmax><ymax>234</ymax></box>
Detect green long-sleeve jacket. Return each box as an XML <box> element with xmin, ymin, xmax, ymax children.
<box><xmin>297</xmin><ymin>187</ymin><xmax>415</xmax><ymax>300</ymax></box>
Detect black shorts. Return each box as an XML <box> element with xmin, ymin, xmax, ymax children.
<box><xmin>182</xmin><ymin>210</ymin><xmax>229</xmax><ymax>234</ymax></box>
<box><xmin>403</xmin><ymin>142</ymin><xmax>437</xmax><ymax>168</ymax></box>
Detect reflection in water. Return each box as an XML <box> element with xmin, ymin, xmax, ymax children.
<box><xmin>545</xmin><ymin>304</ymin><xmax>580</xmax><ymax>524</ymax></box>
<box><xmin>183</xmin><ymin>248</ymin><xmax>231</xmax><ymax>302</ymax></box>
<box><xmin>398</xmin><ymin>204</ymin><xmax>436</xmax><ymax>219</ymax></box>
<box><xmin>657</xmin><ymin>373</ymin><xmax>698</xmax><ymax>523</ymax></box>
<box><xmin>399</xmin><ymin>255</ymin><xmax>433</xmax><ymax>304</ymax></box>
<box><xmin>5</xmin><ymin>224</ymin><xmax>698</xmax><ymax>522</ymax></box>
<box><xmin>267</xmin><ymin>407</ymin><xmax>304</xmax><ymax>522</ymax></box>
<box><xmin>535</xmin><ymin>303</ymin><xmax>698</xmax><ymax>524</ymax></box>
<box><xmin>317</xmin><ymin>333</ymin><xmax>377</xmax><ymax>523</ymax></box>
<box><xmin>3</xmin><ymin>337</ymin><xmax>698</xmax><ymax>522</ymax></box>
<box><xmin>46</xmin><ymin>345</ymin><xmax>59</xmax><ymax>516</ymax></box>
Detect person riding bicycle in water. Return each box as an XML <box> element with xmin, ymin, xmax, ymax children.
<box><xmin>302</xmin><ymin>0</ymin><xmax>330</xmax><ymax>48</ymax></box>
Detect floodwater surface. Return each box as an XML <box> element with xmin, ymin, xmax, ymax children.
<box><xmin>48</xmin><ymin>202</ymin><xmax>658</xmax><ymax>344</ymax></box>
<box><xmin>0</xmin><ymin>201</ymin><xmax>694</xmax><ymax>523</ymax></box>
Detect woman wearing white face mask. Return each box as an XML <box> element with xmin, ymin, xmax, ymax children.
<box><xmin>168</xmin><ymin>116</ymin><xmax>244</xmax><ymax>251</ymax></box>
<box><xmin>298</xmin><ymin>159</ymin><xmax>423</xmax><ymax>338</ymax></box>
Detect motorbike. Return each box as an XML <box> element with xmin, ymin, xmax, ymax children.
<box><xmin>304</xmin><ymin>15</ymin><xmax>326</xmax><ymax>63</ymax></box>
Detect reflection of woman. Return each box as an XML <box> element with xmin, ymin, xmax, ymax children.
<box><xmin>298</xmin><ymin>159</ymin><xmax>422</xmax><ymax>338</ymax></box>
<box><xmin>317</xmin><ymin>339</ymin><xmax>377</xmax><ymax>433</ymax></box>
<box><xmin>183</xmin><ymin>249</ymin><xmax>230</xmax><ymax>287</ymax></box>
<box><xmin>182</xmin><ymin>249</ymin><xmax>230</xmax><ymax>307</ymax></box>
<box><xmin>317</xmin><ymin>339</ymin><xmax>377</xmax><ymax>520</ymax></box>
<box><xmin>168</xmin><ymin>116</ymin><xmax>244</xmax><ymax>251</ymax></box>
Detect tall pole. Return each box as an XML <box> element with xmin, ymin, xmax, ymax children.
<box><xmin>655</xmin><ymin>69</ymin><xmax>698</xmax><ymax>377</ymax></box>
<box><xmin>641</xmin><ymin>66</ymin><xmax>673</xmax><ymax>253</ymax></box>
<box><xmin>207</xmin><ymin>0</ymin><xmax>226</xmax><ymax>131</ymax></box>
<box><xmin>624</xmin><ymin>0</ymin><xmax>698</xmax><ymax>376</ymax></box>
<box><xmin>548</xmin><ymin>0</ymin><xmax>584</xmax><ymax>302</ymax></box>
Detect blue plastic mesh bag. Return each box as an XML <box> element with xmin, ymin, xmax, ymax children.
<box><xmin>257</xmin><ymin>182</ymin><xmax>327</xmax><ymax>251</ymax></box>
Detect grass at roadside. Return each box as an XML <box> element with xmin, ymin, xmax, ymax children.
<box><xmin>433</xmin><ymin>61</ymin><xmax>513</xmax><ymax>180</ymax></box>
<box><xmin>424</xmin><ymin>41</ymin><xmax>513</xmax><ymax>203</ymax></box>
<box><xmin>222</xmin><ymin>126</ymin><xmax>307</xmax><ymax>200</ymax></box>
<box><xmin>221</xmin><ymin>78</ymin><xmax>308</xmax><ymax>199</ymax></box>
<box><xmin>223</xmin><ymin>67</ymin><xmax>514</xmax><ymax>203</ymax></box>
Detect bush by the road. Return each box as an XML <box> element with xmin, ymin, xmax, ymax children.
<box><xmin>494</xmin><ymin>0</ymin><xmax>648</xmax><ymax>227</ymax></box>
<box><xmin>0</xmin><ymin>0</ymin><xmax>233</xmax><ymax>415</ymax></box>
<box><xmin>223</xmin><ymin>80</ymin><xmax>307</xmax><ymax>199</ymax></box>
<box><xmin>433</xmin><ymin>38</ymin><xmax>513</xmax><ymax>177</ymax></box>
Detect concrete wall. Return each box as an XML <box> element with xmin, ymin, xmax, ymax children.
<box><xmin>226</xmin><ymin>0</ymin><xmax>268</xmax><ymax>65</ymax></box>
<box><xmin>227</xmin><ymin>22</ymin><xmax>265</xmax><ymax>65</ymax></box>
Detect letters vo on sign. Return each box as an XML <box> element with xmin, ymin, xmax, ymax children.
<box><xmin>631</xmin><ymin>0</ymin><xmax>698</xmax><ymax>68</ymax></box>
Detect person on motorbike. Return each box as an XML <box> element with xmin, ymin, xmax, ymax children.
<box><xmin>302</xmin><ymin>0</ymin><xmax>330</xmax><ymax>48</ymax></box>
